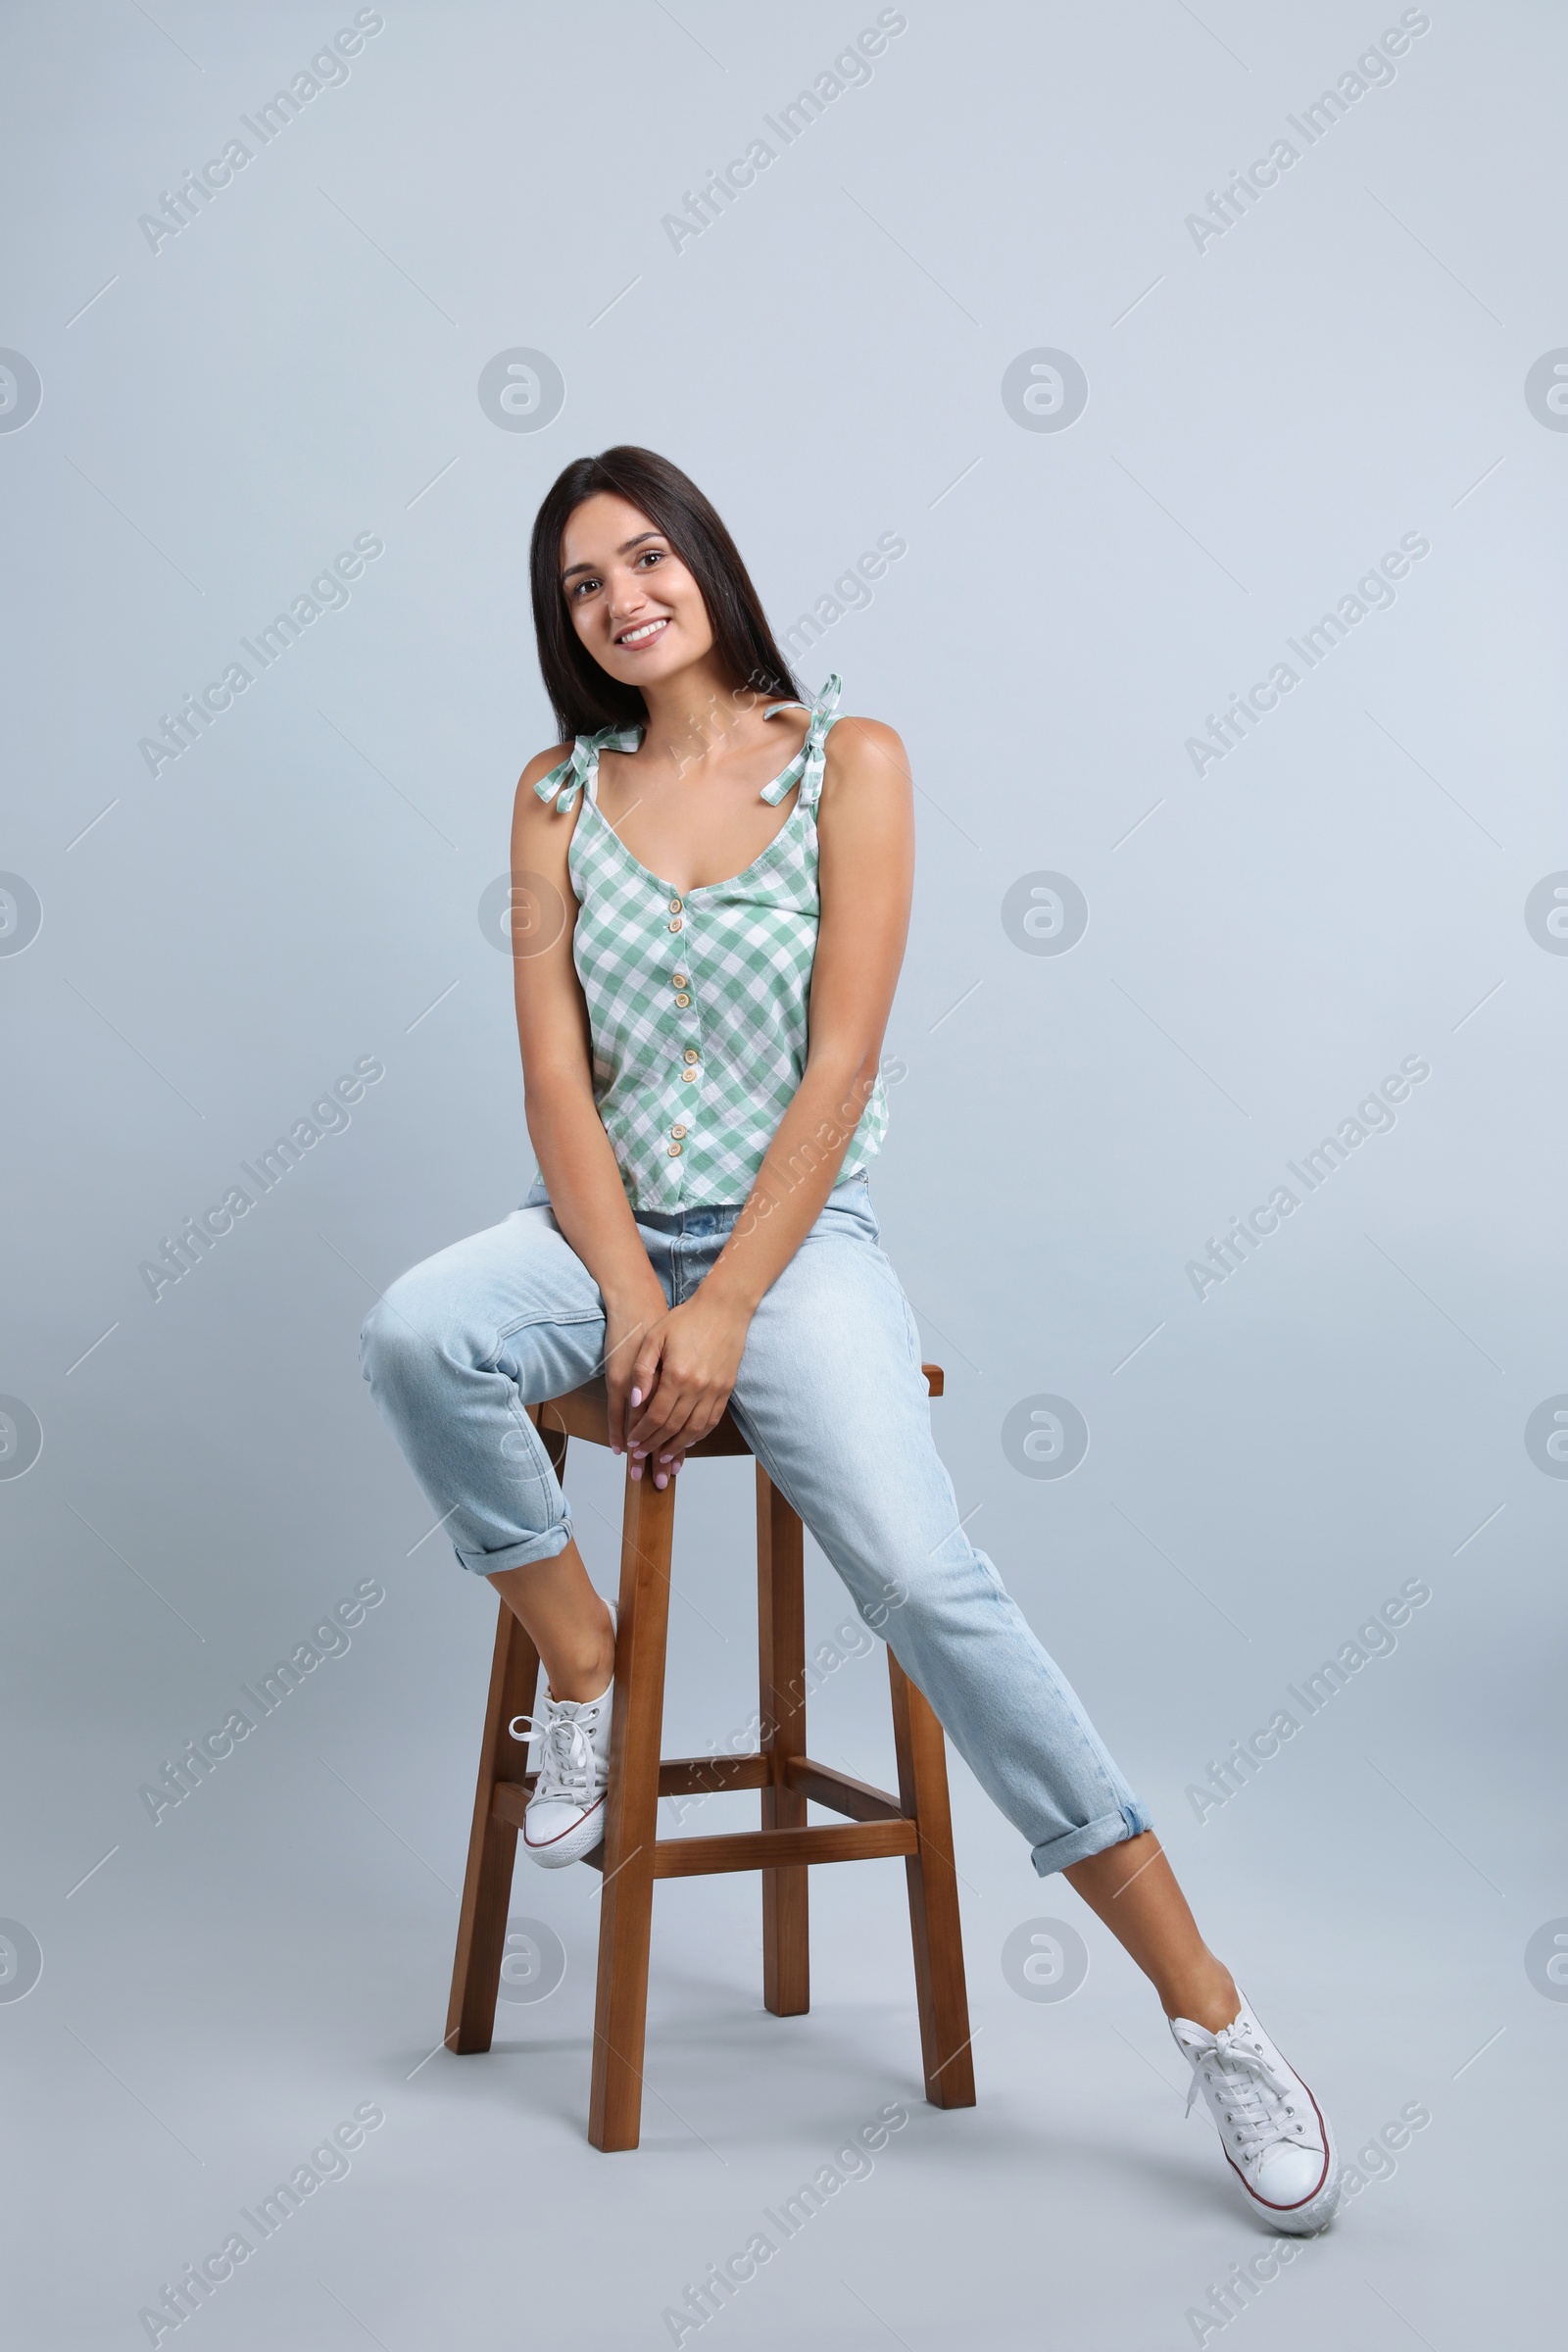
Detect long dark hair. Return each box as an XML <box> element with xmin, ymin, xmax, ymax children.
<box><xmin>529</xmin><ymin>446</ymin><xmax>801</xmax><ymax>738</ymax></box>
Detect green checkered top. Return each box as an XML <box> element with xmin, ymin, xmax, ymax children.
<box><xmin>533</xmin><ymin>673</ymin><xmax>889</xmax><ymax>1209</ymax></box>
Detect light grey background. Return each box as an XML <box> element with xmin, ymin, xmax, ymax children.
<box><xmin>3</xmin><ymin>3</ymin><xmax>1563</xmax><ymax>2345</ymax></box>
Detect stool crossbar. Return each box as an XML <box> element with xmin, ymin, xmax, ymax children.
<box><xmin>446</xmin><ymin>1364</ymin><xmax>975</xmax><ymax>2151</ymax></box>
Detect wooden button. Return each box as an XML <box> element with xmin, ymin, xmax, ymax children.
<box><xmin>682</xmin><ymin>1049</ymin><xmax>699</xmax><ymax>1064</ymax></box>
<box><xmin>668</xmin><ymin>895</ymin><xmax>683</xmax><ymax>912</ymax></box>
<box><xmin>667</xmin><ymin>1142</ymin><xmax>682</xmax><ymax>1156</ymax></box>
<box><xmin>674</xmin><ymin>992</ymin><xmax>691</xmax><ymax>1006</ymax></box>
<box><xmin>672</xmin><ymin>972</ymin><xmax>688</xmax><ymax>987</ymax></box>
<box><xmin>681</xmin><ymin>1069</ymin><xmax>697</xmax><ymax>1082</ymax></box>
<box><xmin>670</xmin><ymin>1124</ymin><xmax>687</xmax><ymax>1140</ymax></box>
<box><xmin>668</xmin><ymin>916</ymin><xmax>683</xmax><ymax>932</ymax></box>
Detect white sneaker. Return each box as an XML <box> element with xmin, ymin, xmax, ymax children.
<box><xmin>509</xmin><ymin>1607</ymin><xmax>616</xmax><ymax>1869</ymax></box>
<box><xmin>1169</xmin><ymin>1992</ymin><xmax>1340</xmax><ymax>2234</ymax></box>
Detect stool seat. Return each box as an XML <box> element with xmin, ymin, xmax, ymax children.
<box><xmin>446</xmin><ymin>1362</ymin><xmax>973</xmax><ymax>2151</ymax></box>
<box><xmin>533</xmin><ymin>1373</ymin><xmax>752</xmax><ymax>1455</ymax></box>
<box><xmin>534</xmin><ymin>1364</ymin><xmax>944</xmax><ymax>1458</ymax></box>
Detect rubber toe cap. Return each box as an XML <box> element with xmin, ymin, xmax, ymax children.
<box><xmin>1252</xmin><ymin>2144</ymin><xmax>1328</xmax><ymax>2210</ymax></box>
<box><xmin>522</xmin><ymin>1797</ymin><xmax>605</xmax><ymax>1867</ymax></box>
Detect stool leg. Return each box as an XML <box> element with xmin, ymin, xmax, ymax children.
<box><xmin>757</xmin><ymin>1467</ymin><xmax>809</xmax><ymax>2016</ymax></box>
<box><xmin>447</xmin><ymin>1599</ymin><xmax>543</xmax><ymax>2054</ymax></box>
<box><xmin>887</xmin><ymin>1651</ymin><xmax>976</xmax><ymax>2107</ymax></box>
<box><xmin>447</xmin><ymin>1410</ymin><xmax>560</xmax><ymax>2056</ymax></box>
<box><xmin>588</xmin><ymin>1468</ymin><xmax>675</xmax><ymax>2152</ymax></box>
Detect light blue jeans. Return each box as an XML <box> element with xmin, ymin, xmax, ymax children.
<box><xmin>359</xmin><ymin>1172</ymin><xmax>1150</xmax><ymax>1876</ymax></box>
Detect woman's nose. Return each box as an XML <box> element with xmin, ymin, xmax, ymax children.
<box><xmin>607</xmin><ymin>572</ymin><xmax>648</xmax><ymax>620</ymax></box>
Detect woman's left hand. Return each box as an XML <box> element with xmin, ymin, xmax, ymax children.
<box><xmin>623</xmin><ymin>1286</ymin><xmax>753</xmax><ymax>1481</ymax></box>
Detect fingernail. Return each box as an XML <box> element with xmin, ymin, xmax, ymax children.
<box><xmin>654</xmin><ymin>1473</ymin><xmax>667</xmax><ymax>1490</ymax></box>
<box><xmin>630</xmin><ymin>1463</ymin><xmax>643</xmax><ymax>1480</ymax></box>
<box><xmin>630</xmin><ymin>1388</ymin><xmax>642</xmax><ymax>1406</ymax></box>
<box><xmin>659</xmin><ymin>1453</ymin><xmax>672</xmax><ymax>1463</ymax></box>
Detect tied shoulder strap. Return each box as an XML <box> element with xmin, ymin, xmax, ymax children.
<box><xmin>533</xmin><ymin>723</ymin><xmax>643</xmax><ymax>814</ymax></box>
<box><xmin>759</xmin><ymin>673</ymin><xmax>843</xmax><ymax>809</ymax></box>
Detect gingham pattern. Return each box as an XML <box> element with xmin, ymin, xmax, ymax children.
<box><xmin>534</xmin><ymin>674</ymin><xmax>889</xmax><ymax>1209</ymax></box>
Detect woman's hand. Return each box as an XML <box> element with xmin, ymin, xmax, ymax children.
<box><xmin>603</xmin><ymin>1283</ymin><xmax>672</xmax><ymax>1469</ymax></box>
<box><xmin>623</xmin><ymin>1284</ymin><xmax>754</xmax><ymax>1482</ymax></box>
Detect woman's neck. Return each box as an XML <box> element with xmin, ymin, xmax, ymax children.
<box><xmin>637</xmin><ymin>658</ymin><xmax>777</xmax><ymax>774</ymax></box>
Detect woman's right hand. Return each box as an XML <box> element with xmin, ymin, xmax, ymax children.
<box><xmin>603</xmin><ymin>1283</ymin><xmax>671</xmax><ymax>1464</ymax></box>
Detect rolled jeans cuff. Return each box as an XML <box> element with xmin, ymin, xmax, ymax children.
<box><xmin>1030</xmin><ymin>1802</ymin><xmax>1152</xmax><ymax>1878</ymax></box>
<box><xmin>455</xmin><ymin>1514</ymin><xmax>573</xmax><ymax>1578</ymax></box>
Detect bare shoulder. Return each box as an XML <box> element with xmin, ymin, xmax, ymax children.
<box><xmin>817</xmin><ymin>713</ymin><xmax>914</xmax><ymax>900</ymax></box>
<box><xmin>513</xmin><ymin>740</ymin><xmax>575</xmax><ymax>843</ymax></box>
<box><xmin>821</xmin><ymin>713</ymin><xmax>910</xmax><ymax>793</ymax></box>
<box><xmin>515</xmin><ymin>739</ymin><xmax>574</xmax><ymax>805</ymax></box>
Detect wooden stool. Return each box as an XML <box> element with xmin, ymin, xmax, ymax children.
<box><xmin>446</xmin><ymin>1364</ymin><xmax>975</xmax><ymax>2151</ymax></box>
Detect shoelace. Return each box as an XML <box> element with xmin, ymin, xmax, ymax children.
<box><xmin>1182</xmin><ymin>2025</ymin><xmax>1309</xmax><ymax>2159</ymax></box>
<box><xmin>509</xmin><ymin>1701</ymin><xmax>602</xmax><ymax>1803</ymax></box>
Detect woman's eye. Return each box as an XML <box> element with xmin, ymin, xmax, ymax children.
<box><xmin>637</xmin><ymin>549</ymin><xmax>664</xmax><ymax>568</ymax></box>
<box><xmin>571</xmin><ymin>577</ymin><xmax>600</xmax><ymax>598</ymax></box>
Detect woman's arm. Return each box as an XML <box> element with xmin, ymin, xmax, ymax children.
<box><xmin>624</xmin><ymin>716</ymin><xmax>915</xmax><ymax>1465</ymax></box>
<box><xmin>510</xmin><ymin>754</ymin><xmax>670</xmax><ymax>1445</ymax></box>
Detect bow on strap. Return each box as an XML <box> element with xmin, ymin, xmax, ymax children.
<box><xmin>759</xmin><ymin>673</ymin><xmax>842</xmax><ymax>806</ymax></box>
<box><xmin>533</xmin><ymin>723</ymin><xmax>643</xmax><ymax>814</ymax></box>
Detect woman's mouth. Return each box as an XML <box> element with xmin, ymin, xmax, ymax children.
<box><xmin>615</xmin><ymin>616</ymin><xmax>669</xmax><ymax>650</ymax></box>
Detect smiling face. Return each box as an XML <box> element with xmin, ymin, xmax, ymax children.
<box><xmin>560</xmin><ymin>491</ymin><xmax>715</xmax><ymax>690</ymax></box>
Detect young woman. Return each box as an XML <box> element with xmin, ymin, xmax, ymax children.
<box><xmin>360</xmin><ymin>447</ymin><xmax>1339</xmax><ymax>2233</ymax></box>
